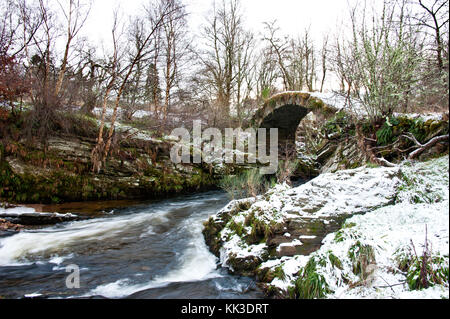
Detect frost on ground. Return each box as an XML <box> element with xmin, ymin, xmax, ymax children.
<box><xmin>204</xmin><ymin>155</ymin><xmax>449</xmax><ymax>299</ymax></box>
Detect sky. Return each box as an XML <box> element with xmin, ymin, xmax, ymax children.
<box><xmin>83</xmin><ymin>0</ymin><xmax>356</xmax><ymax>45</ymax></box>
<box><xmin>77</xmin><ymin>0</ymin><xmax>363</xmax><ymax>91</ymax></box>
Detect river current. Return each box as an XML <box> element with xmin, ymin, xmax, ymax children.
<box><xmin>0</xmin><ymin>190</ymin><xmax>264</xmax><ymax>299</ymax></box>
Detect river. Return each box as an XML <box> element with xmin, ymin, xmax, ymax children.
<box><xmin>0</xmin><ymin>190</ymin><xmax>264</xmax><ymax>299</ymax></box>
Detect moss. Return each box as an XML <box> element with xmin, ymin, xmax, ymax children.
<box><xmin>307</xmin><ymin>219</ymin><xmax>325</xmax><ymax>236</ymax></box>
<box><xmin>202</xmin><ymin>217</ymin><xmax>223</xmax><ymax>256</ymax></box>
<box><xmin>322</xmin><ymin>110</ymin><xmax>355</xmax><ymax>139</ymax></box>
<box><xmin>343</xmin><ymin>222</ymin><xmax>357</xmax><ymax>229</ymax></box>
<box><xmin>228</xmin><ymin>220</ymin><xmax>245</xmax><ymax>237</ymax></box>
<box><xmin>307</xmin><ymin>97</ymin><xmax>325</xmax><ymax>110</ymax></box>
<box><xmin>1</xmin><ymin>156</ymin><xmax>215</xmax><ymax>204</ymax></box>
<box><xmin>226</xmin><ymin>253</ymin><xmax>262</xmax><ymax>276</ymax></box>
<box><xmin>256</xmin><ymin>266</ymin><xmax>275</xmax><ymax>282</ymax></box>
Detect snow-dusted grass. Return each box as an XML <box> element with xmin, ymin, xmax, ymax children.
<box><xmin>259</xmin><ymin>156</ymin><xmax>449</xmax><ymax>299</ymax></box>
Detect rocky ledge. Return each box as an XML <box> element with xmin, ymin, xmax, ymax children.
<box><xmin>203</xmin><ymin>164</ymin><xmax>403</xmax><ymax>272</ymax></box>
<box><xmin>0</xmin><ymin>134</ymin><xmax>217</xmax><ymax>204</ymax></box>
<box><xmin>0</xmin><ymin>206</ymin><xmax>82</xmax><ymax>226</ymax></box>
<box><xmin>0</xmin><ymin>205</ymin><xmax>85</xmax><ymax>234</ymax></box>
<box><xmin>203</xmin><ymin>156</ymin><xmax>449</xmax><ymax>298</ymax></box>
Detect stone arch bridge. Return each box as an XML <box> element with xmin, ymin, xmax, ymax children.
<box><xmin>252</xmin><ymin>92</ymin><xmax>339</xmax><ymax>149</ymax></box>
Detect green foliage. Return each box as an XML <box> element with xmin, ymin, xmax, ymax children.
<box><xmin>261</xmin><ymin>87</ymin><xmax>271</xmax><ymax>100</ymax></box>
<box><xmin>406</xmin><ymin>255</ymin><xmax>449</xmax><ymax>290</ymax></box>
<box><xmin>293</xmin><ymin>258</ymin><xmax>332</xmax><ymax>299</ymax></box>
<box><xmin>394</xmin><ymin>244</ymin><xmax>449</xmax><ymax>291</ymax></box>
<box><xmin>228</xmin><ymin>220</ymin><xmax>245</xmax><ymax>237</ymax></box>
<box><xmin>219</xmin><ymin>169</ymin><xmax>274</xmax><ymax>199</ymax></box>
<box><xmin>273</xmin><ymin>265</ymin><xmax>286</xmax><ymax>281</ymax></box>
<box><xmin>322</xmin><ymin>111</ymin><xmax>352</xmax><ymax>137</ymax></box>
<box><xmin>376</xmin><ymin>117</ymin><xmax>398</xmax><ymax>145</ymax></box>
<box><xmin>242</xmin><ymin>210</ymin><xmax>281</xmax><ymax>244</ymax></box>
<box><xmin>366</xmin><ymin>162</ymin><xmax>380</xmax><ymax>168</ymax></box>
<box><xmin>397</xmin><ymin>169</ymin><xmax>444</xmax><ymax>204</ymax></box>
<box><xmin>334</xmin><ymin>222</ymin><xmax>360</xmax><ymax>243</ymax></box>
<box><xmin>407</xmin><ymin>118</ymin><xmax>427</xmax><ymax>143</ymax></box>
<box><xmin>348</xmin><ymin>241</ymin><xmax>376</xmax><ymax>279</ymax></box>
<box><xmin>328</xmin><ymin>251</ymin><xmax>343</xmax><ymax>270</ymax></box>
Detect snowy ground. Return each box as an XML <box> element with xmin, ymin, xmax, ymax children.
<box><xmin>209</xmin><ymin>155</ymin><xmax>449</xmax><ymax>299</ymax></box>
<box><xmin>264</xmin><ymin>156</ymin><xmax>449</xmax><ymax>299</ymax></box>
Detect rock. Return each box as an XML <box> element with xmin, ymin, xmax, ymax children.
<box><xmin>203</xmin><ymin>164</ymin><xmax>403</xmax><ymax>279</ymax></box>
<box><xmin>0</xmin><ymin>218</ymin><xmax>23</xmax><ymax>231</ymax></box>
<box><xmin>0</xmin><ymin>210</ymin><xmax>82</xmax><ymax>226</ymax></box>
<box><xmin>276</xmin><ymin>244</ymin><xmax>300</xmax><ymax>257</ymax></box>
<box><xmin>1</xmin><ymin>134</ymin><xmax>216</xmax><ymax>204</ymax></box>
<box><xmin>320</xmin><ymin>139</ymin><xmax>368</xmax><ymax>173</ymax></box>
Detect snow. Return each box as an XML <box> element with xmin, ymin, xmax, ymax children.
<box><xmin>261</xmin><ymin>156</ymin><xmax>449</xmax><ymax>299</ymax></box>
<box><xmin>212</xmin><ymin>154</ymin><xmax>449</xmax><ymax>299</ymax></box>
<box><xmin>310</xmin><ymin>91</ymin><xmax>365</xmax><ymax>116</ymax></box>
<box><xmin>214</xmin><ymin>164</ymin><xmax>403</xmax><ymax>275</ymax></box>
<box><xmin>0</xmin><ymin>206</ymin><xmax>77</xmax><ymax>218</ymax></box>
<box><xmin>393</xmin><ymin>112</ymin><xmax>446</xmax><ymax>122</ymax></box>
<box><xmin>274</xmin><ymin>91</ymin><xmax>366</xmax><ymax>116</ymax></box>
<box><xmin>277</xmin><ymin>240</ymin><xmax>303</xmax><ymax>252</ymax></box>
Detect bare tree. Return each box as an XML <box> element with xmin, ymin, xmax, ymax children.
<box><xmin>199</xmin><ymin>0</ymin><xmax>253</xmax><ymax>119</ymax></box>
<box><xmin>233</xmin><ymin>29</ymin><xmax>254</xmax><ymax>122</ymax></box>
<box><xmin>342</xmin><ymin>0</ymin><xmax>423</xmax><ymax>119</ymax></box>
<box><xmin>263</xmin><ymin>23</ymin><xmax>322</xmax><ymax>92</ymax></box>
<box><xmin>91</xmin><ymin>2</ymin><xmax>177</xmax><ymax>172</ymax></box>
<box><xmin>0</xmin><ymin>0</ymin><xmax>43</xmax><ymax>59</ymax></box>
<box><xmin>54</xmin><ymin>0</ymin><xmax>91</xmax><ymax>96</ymax></box>
<box><xmin>122</xmin><ymin>17</ymin><xmax>151</xmax><ymax>121</ymax></box>
<box><xmin>319</xmin><ymin>35</ymin><xmax>329</xmax><ymax>93</ymax></box>
<box><xmin>91</xmin><ymin>10</ymin><xmax>121</xmax><ymax>173</ymax></box>
<box><xmin>263</xmin><ymin>21</ymin><xmax>294</xmax><ymax>91</ymax></box>
<box><xmin>416</xmin><ymin>0</ymin><xmax>449</xmax><ymax>70</ymax></box>
<box><xmin>160</xmin><ymin>0</ymin><xmax>188</xmax><ymax>123</ymax></box>
<box><xmin>301</xmin><ymin>30</ymin><xmax>316</xmax><ymax>91</ymax></box>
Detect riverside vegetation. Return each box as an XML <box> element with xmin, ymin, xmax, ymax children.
<box><xmin>0</xmin><ymin>0</ymin><xmax>449</xmax><ymax>300</ymax></box>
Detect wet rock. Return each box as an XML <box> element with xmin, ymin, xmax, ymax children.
<box><xmin>0</xmin><ymin>218</ymin><xmax>23</xmax><ymax>231</ymax></box>
<box><xmin>0</xmin><ymin>210</ymin><xmax>82</xmax><ymax>225</ymax></box>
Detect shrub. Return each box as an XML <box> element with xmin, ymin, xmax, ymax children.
<box><xmin>395</xmin><ymin>235</ymin><xmax>449</xmax><ymax>291</ymax></box>
<box><xmin>293</xmin><ymin>258</ymin><xmax>331</xmax><ymax>299</ymax></box>
<box><xmin>348</xmin><ymin>241</ymin><xmax>376</xmax><ymax>279</ymax></box>
<box><xmin>376</xmin><ymin>117</ymin><xmax>399</xmax><ymax>146</ymax></box>
<box><xmin>219</xmin><ymin>169</ymin><xmax>274</xmax><ymax>199</ymax></box>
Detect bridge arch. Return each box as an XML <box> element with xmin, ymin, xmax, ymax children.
<box><xmin>253</xmin><ymin>92</ymin><xmax>338</xmax><ymax>149</ymax></box>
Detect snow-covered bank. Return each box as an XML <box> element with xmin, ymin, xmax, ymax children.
<box><xmin>203</xmin><ymin>155</ymin><xmax>449</xmax><ymax>299</ymax></box>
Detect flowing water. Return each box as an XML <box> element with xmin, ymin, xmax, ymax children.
<box><xmin>0</xmin><ymin>190</ymin><xmax>264</xmax><ymax>299</ymax></box>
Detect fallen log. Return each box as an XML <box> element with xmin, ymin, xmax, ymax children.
<box><xmin>403</xmin><ymin>133</ymin><xmax>449</xmax><ymax>160</ymax></box>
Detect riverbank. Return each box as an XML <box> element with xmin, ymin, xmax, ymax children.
<box><xmin>203</xmin><ymin>155</ymin><xmax>449</xmax><ymax>299</ymax></box>
<box><xmin>0</xmin><ymin>112</ymin><xmax>218</xmax><ymax>205</ymax></box>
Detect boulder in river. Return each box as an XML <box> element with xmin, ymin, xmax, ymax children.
<box><xmin>0</xmin><ymin>206</ymin><xmax>82</xmax><ymax>226</ymax></box>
